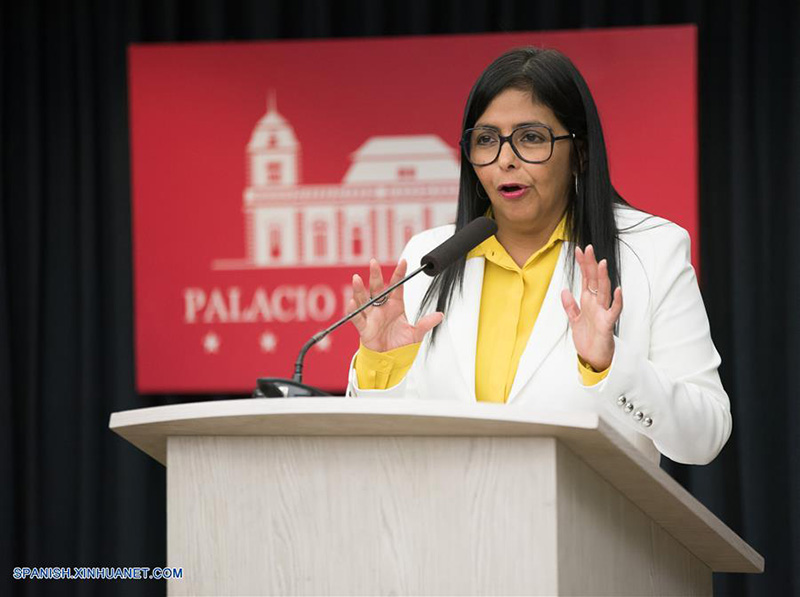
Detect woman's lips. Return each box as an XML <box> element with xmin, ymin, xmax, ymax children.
<box><xmin>497</xmin><ymin>184</ymin><xmax>529</xmax><ymax>199</ymax></box>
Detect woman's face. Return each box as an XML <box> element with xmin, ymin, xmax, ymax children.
<box><xmin>472</xmin><ymin>88</ymin><xmax>573</xmax><ymax>238</ymax></box>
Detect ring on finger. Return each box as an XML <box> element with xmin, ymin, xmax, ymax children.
<box><xmin>588</xmin><ymin>287</ymin><xmax>599</xmax><ymax>295</ymax></box>
<box><xmin>370</xmin><ymin>294</ymin><xmax>389</xmax><ymax>307</ymax></box>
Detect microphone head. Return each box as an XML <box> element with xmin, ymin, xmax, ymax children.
<box><xmin>420</xmin><ymin>216</ymin><xmax>498</xmax><ymax>276</ymax></box>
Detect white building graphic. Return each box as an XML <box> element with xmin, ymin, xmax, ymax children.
<box><xmin>214</xmin><ymin>94</ymin><xmax>459</xmax><ymax>269</ymax></box>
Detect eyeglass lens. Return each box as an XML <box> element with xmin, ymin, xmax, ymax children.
<box><xmin>466</xmin><ymin>126</ymin><xmax>553</xmax><ymax>165</ymax></box>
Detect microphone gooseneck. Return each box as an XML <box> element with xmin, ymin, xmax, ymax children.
<box><xmin>292</xmin><ymin>263</ymin><xmax>429</xmax><ymax>383</ymax></box>
<box><xmin>256</xmin><ymin>216</ymin><xmax>499</xmax><ymax>396</ymax></box>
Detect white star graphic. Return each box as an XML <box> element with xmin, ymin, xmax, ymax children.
<box><xmin>315</xmin><ymin>335</ymin><xmax>332</xmax><ymax>352</ymax></box>
<box><xmin>203</xmin><ymin>332</ymin><xmax>221</xmax><ymax>354</ymax></box>
<box><xmin>259</xmin><ymin>331</ymin><xmax>278</xmax><ymax>353</ymax></box>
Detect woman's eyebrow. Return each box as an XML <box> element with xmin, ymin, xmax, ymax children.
<box><xmin>474</xmin><ymin>120</ymin><xmax>549</xmax><ymax>129</ymax></box>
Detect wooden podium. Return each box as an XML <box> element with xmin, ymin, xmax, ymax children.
<box><xmin>109</xmin><ymin>399</ymin><xmax>762</xmax><ymax>596</ymax></box>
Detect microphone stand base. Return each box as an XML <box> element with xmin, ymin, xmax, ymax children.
<box><xmin>253</xmin><ymin>378</ymin><xmax>333</xmax><ymax>398</ymax></box>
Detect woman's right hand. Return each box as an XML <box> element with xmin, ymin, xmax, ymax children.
<box><xmin>348</xmin><ymin>258</ymin><xmax>444</xmax><ymax>353</ymax></box>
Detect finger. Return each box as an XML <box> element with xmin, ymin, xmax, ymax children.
<box><xmin>597</xmin><ymin>259</ymin><xmax>612</xmax><ymax>309</ymax></box>
<box><xmin>387</xmin><ymin>259</ymin><xmax>408</xmax><ymax>303</ymax></box>
<box><xmin>347</xmin><ymin>297</ymin><xmax>368</xmax><ymax>321</ymax></box>
<box><xmin>347</xmin><ymin>298</ymin><xmax>367</xmax><ymax>333</ymax></box>
<box><xmin>575</xmin><ymin>246</ymin><xmax>588</xmax><ymax>293</ymax></box>
<box><xmin>584</xmin><ymin>244</ymin><xmax>599</xmax><ymax>298</ymax></box>
<box><xmin>412</xmin><ymin>312</ymin><xmax>444</xmax><ymax>343</ymax></box>
<box><xmin>388</xmin><ymin>258</ymin><xmax>407</xmax><ymax>286</ymax></box>
<box><xmin>352</xmin><ymin>274</ymin><xmax>369</xmax><ymax>307</ymax></box>
<box><xmin>353</xmin><ymin>274</ymin><xmax>367</xmax><ymax>305</ymax></box>
<box><xmin>368</xmin><ymin>258</ymin><xmax>385</xmax><ymax>298</ymax></box>
<box><xmin>560</xmin><ymin>289</ymin><xmax>581</xmax><ymax>323</ymax></box>
<box><xmin>607</xmin><ymin>286</ymin><xmax>623</xmax><ymax>323</ymax></box>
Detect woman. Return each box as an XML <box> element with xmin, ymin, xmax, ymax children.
<box><xmin>345</xmin><ymin>47</ymin><xmax>731</xmax><ymax>466</ymax></box>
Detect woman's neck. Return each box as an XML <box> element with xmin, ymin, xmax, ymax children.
<box><xmin>495</xmin><ymin>217</ymin><xmax>562</xmax><ymax>268</ymax></box>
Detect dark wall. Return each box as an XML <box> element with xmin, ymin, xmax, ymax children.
<box><xmin>1</xmin><ymin>1</ymin><xmax>798</xmax><ymax>595</ymax></box>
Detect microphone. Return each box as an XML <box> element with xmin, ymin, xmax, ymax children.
<box><xmin>420</xmin><ymin>216</ymin><xmax>498</xmax><ymax>276</ymax></box>
<box><xmin>254</xmin><ymin>216</ymin><xmax>498</xmax><ymax>398</ymax></box>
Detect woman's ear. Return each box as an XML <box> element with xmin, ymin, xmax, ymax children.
<box><xmin>571</xmin><ymin>140</ymin><xmax>587</xmax><ymax>175</ymax></box>
<box><xmin>575</xmin><ymin>139</ymin><xmax>587</xmax><ymax>173</ymax></box>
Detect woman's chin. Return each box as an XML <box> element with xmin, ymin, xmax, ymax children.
<box><xmin>493</xmin><ymin>204</ymin><xmax>541</xmax><ymax>229</ymax></box>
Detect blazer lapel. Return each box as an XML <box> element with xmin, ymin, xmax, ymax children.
<box><xmin>443</xmin><ymin>257</ymin><xmax>484</xmax><ymax>402</ymax></box>
<box><xmin>507</xmin><ymin>242</ymin><xmax>579</xmax><ymax>403</ymax></box>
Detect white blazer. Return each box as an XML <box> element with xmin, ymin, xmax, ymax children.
<box><xmin>347</xmin><ymin>205</ymin><xmax>732</xmax><ymax>465</ymax></box>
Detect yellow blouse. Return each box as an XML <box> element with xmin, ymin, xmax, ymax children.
<box><xmin>354</xmin><ymin>221</ymin><xmax>608</xmax><ymax>400</ymax></box>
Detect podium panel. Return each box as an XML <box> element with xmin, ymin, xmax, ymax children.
<box><xmin>169</xmin><ymin>436</ymin><xmax>559</xmax><ymax>595</ymax></box>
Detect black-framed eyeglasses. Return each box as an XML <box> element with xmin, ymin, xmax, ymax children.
<box><xmin>460</xmin><ymin>124</ymin><xmax>575</xmax><ymax>166</ymax></box>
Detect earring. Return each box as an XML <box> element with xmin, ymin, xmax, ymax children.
<box><xmin>574</xmin><ymin>174</ymin><xmax>579</xmax><ymax>197</ymax></box>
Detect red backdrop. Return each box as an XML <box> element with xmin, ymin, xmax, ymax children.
<box><xmin>129</xmin><ymin>26</ymin><xmax>697</xmax><ymax>393</ymax></box>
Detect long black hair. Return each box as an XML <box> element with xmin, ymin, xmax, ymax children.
<box><xmin>420</xmin><ymin>47</ymin><xmax>627</xmax><ymax>337</ymax></box>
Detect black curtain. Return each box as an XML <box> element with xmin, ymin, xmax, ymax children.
<box><xmin>2</xmin><ymin>1</ymin><xmax>798</xmax><ymax>595</ymax></box>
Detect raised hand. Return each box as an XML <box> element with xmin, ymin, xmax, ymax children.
<box><xmin>560</xmin><ymin>244</ymin><xmax>623</xmax><ymax>371</ymax></box>
<box><xmin>348</xmin><ymin>258</ymin><xmax>443</xmax><ymax>353</ymax></box>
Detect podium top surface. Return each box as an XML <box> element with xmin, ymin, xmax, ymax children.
<box><xmin>109</xmin><ymin>398</ymin><xmax>763</xmax><ymax>574</ymax></box>
<box><xmin>110</xmin><ymin>398</ymin><xmax>603</xmax><ymax>462</ymax></box>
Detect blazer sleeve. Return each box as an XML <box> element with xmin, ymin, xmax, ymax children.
<box><xmin>346</xmin><ymin>351</ymin><xmax>418</xmax><ymax>398</ymax></box>
<box><xmin>581</xmin><ymin>224</ymin><xmax>732</xmax><ymax>464</ymax></box>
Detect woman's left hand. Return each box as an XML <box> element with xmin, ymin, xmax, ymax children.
<box><xmin>560</xmin><ymin>244</ymin><xmax>623</xmax><ymax>371</ymax></box>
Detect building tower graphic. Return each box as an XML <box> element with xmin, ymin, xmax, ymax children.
<box><xmin>214</xmin><ymin>92</ymin><xmax>459</xmax><ymax>270</ymax></box>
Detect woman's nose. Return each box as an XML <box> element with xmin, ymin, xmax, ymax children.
<box><xmin>497</xmin><ymin>140</ymin><xmax>518</xmax><ymax>169</ymax></box>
